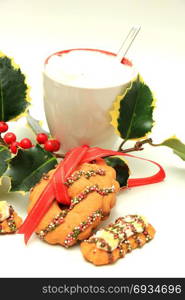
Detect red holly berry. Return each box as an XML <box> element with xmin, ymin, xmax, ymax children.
<box><xmin>36</xmin><ymin>133</ymin><xmax>48</xmax><ymax>144</ymax></box>
<box><xmin>44</xmin><ymin>140</ymin><xmax>55</xmax><ymax>152</ymax></box>
<box><xmin>0</xmin><ymin>121</ymin><xmax>8</xmax><ymax>133</ymax></box>
<box><xmin>4</xmin><ymin>132</ymin><xmax>16</xmax><ymax>144</ymax></box>
<box><xmin>10</xmin><ymin>142</ymin><xmax>19</xmax><ymax>154</ymax></box>
<box><xmin>51</xmin><ymin>139</ymin><xmax>60</xmax><ymax>151</ymax></box>
<box><xmin>20</xmin><ymin>138</ymin><xmax>32</xmax><ymax>149</ymax></box>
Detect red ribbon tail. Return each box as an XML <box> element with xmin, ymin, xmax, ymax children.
<box><xmin>81</xmin><ymin>147</ymin><xmax>166</xmax><ymax>188</ymax></box>
<box><xmin>18</xmin><ymin>184</ymin><xmax>54</xmax><ymax>243</ymax></box>
<box><xmin>124</xmin><ymin>153</ymin><xmax>166</xmax><ymax>188</ymax></box>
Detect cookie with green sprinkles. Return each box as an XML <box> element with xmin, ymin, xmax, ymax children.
<box><xmin>28</xmin><ymin>161</ymin><xmax>120</xmax><ymax>247</ymax></box>
<box><xmin>0</xmin><ymin>201</ymin><xmax>22</xmax><ymax>234</ymax></box>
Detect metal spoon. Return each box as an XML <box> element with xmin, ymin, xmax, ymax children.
<box><xmin>116</xmin><ymin>26</ymin><xmax>141</xmax><ymax>62</ymax></box>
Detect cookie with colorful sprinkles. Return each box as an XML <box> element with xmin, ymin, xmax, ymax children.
<box><xmin>0</xmin><ymin>201</ymin><xmax>22</xmax><ymax>234</ymax></box>
<box><xmin>80</xmin><ymin>215</ymin><xmax>155</xmax><ymax>265</ymax></box>
<box><xmin>28</xmin><ymin>160</ymin><xmax>120</xmax><ymax>246</ymax></box>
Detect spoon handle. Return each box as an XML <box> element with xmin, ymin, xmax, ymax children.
<box><xmin>116</xmin><ymin>26</ymin><xmax>141</xmax><ymax>62</ymax></box>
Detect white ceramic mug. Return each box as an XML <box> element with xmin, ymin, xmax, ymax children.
<box><xmin>43</xmin><ymin>48</ymin><xmax>135</xmax><ymax>152</ymax></box>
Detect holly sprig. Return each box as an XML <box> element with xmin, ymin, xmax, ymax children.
<box><xmin>0</xmin><ymin>52</ymin><xmax>61</xmax><ymax>193</ymax></box>
<box><xmin>0</xmin><ymin>52</ymin><xmax>30</xmax><ymax>122</ymax></box>
<box><xmin>0</xmin><ymin>52</ymin><xmax>184</xmax><ymax>195</ymax></box>
<box><xmin>109</xmin><ymin>75</ymin><xmax>185</xmax><ymax>161</ymax></box>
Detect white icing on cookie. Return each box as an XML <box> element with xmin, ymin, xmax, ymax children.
<box><xmin>0</xmin><ymin>201</ymin><xmax>10</xmax><ymax>222</ymax></box>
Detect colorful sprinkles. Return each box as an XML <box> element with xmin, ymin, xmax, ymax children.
<box><xmin>38</xmin><ymin>210</ymin><xmax>68</xmax><ymax>239</ymax></box>
<box><xmin>86</xmin><ymin>215</ymin><xmax>152</xmax><ymax>254</ymax></box>
<box><xmin>64</xmin><ymin>209</ymin><xmax>103</xmax><ymax>247</ymax></box>
<box><xmin>38</xmin><ymin>184</ymin><xmax>115</xmax><ymax>240</ymax></box>
<box><xmin>70</xmin><ymin>184</ymin><xmax>115</xmax><ymax>208</ymax></box>
<box><xmin>64</xmin><ymin>168</ymin><xmax>106</xmax><ymax>187</ymax></box>
<box><xmin>0</xmin><ymin>206</ymin><xmax>17</xmax><ymax>233</ymax></box>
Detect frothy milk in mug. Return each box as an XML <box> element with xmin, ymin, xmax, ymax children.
<box><xmin>43</xmin><ymin>49</ymin><xmax>135</xmax><ymax>152</ymax></box>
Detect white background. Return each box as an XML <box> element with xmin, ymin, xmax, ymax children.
<box><xmin>0</xmin><ymin>0</ymin><xmax>185</xmax><ymax>277</ymax></box>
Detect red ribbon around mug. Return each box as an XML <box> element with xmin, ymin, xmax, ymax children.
<box><xmin>18</xmin><ymin>145</ymin><xmax>165</xmax><ymax>243</ymax></box>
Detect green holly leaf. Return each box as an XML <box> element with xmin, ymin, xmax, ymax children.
<box><xmin>104</xmin><ymin>155</ymin><xmax>130</xmax><ymax>188</ymax></box>
<box><xmin>157</xmin><ymin>136</ymin><xmax>185</xmax><ymax>161</ymax></box>
<box><xmin>0</xmin><ymin>145</ymin><xmax>11</xmax><ymax>178</ymax></box>
<box><xmin>0</xmin><ymin>52</ymin><xmax>30</xmax><ymax>122</ymax></box>
<box><xmin>6</xmin><ymin>145</ymin><xmax>57</xmax><ymax>192</ymax></box>
<box><xmin>110</xmin><ymin>74</ymin><xmax>155</xmax><ymax>141</ymax></box>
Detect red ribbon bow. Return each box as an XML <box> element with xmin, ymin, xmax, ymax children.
<box><xmin>18</xmin><ymin>145</ymin><xmax>165</xmax><ymax>243</ymax></box>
